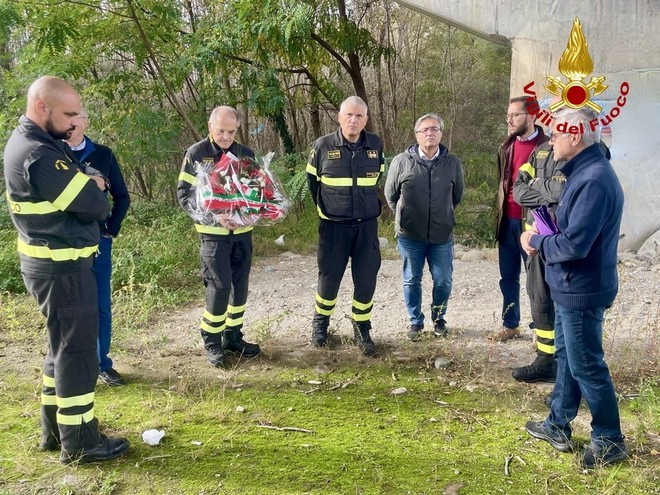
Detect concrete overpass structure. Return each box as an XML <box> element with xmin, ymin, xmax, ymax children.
<box><xmin>397</xmin><ymin>0</ymin><xmax>660</xmax><ymax>251</ymax></box>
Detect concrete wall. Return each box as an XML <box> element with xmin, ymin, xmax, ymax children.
<box><xmin>397</xmin><ymin>0</ymin><xmax>660</xmax><ymax>250</ymax></box>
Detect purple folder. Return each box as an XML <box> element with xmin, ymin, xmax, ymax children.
<box><xmin>532</xmin><ymin>205</ymin><xmax>559</xmax><ymax>235</ymax></box>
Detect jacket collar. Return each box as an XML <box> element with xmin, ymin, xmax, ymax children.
<box><xmin>560</xmin><ymin>143</ymin><xmax>606</xmax><ymax>178</ymax></box>
<box><xmin>331</xmin><ymin>128</ymin><xmax>377</xmax><ymax>149</ymax></box>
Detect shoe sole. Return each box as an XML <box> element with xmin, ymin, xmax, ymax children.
<box><xmin>526</xmin><ymin>425</ymin><xmax>574</xmax><ymax>453</ymax></box>
<box><xmin>512</xmin><ymin>374</ymin><xmax>556</xmax><ymax>383</ymax></box>
<box><xmin>581</xmin><ymin>451</ymin><xmax>629</xmax><ymax>468</ymax></box>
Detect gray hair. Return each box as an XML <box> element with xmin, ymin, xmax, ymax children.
<box><xmin>414</xmin><ymin>113</ymin><xmax>445</xmax><ymax>133</ymax></box>
<box><xmin>339</xmin><ymin>96</ymin><xmax>368</xmax><ymax>115</ymax></box>
<box><xmin>209</xmin><ymin>106</ymin><xmax>240</xmax><ymax>127</ymax></box>
<box><xmin>552</xmin><ymin>107</ymin><xmax>599</xmax><ymax>146</ymax></box>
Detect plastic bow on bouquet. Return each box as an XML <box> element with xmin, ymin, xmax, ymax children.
<box><xmin>190</xmin><ymin>151</ymin><xmax>291</xmax><ymax>229</ymax></box>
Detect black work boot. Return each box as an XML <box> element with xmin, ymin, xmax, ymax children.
<box><xmin>60</xmin><ymin>418</ymin><xmax>130</xmax><ymax>464</ymax></box>
<box><xmin>205</xmin><ymin>344</ymin><xmax>226</xmax><ymax>368</ymax></box>
<box><xmin>311</xmin><ymin>314</ymin><xmax>330</xmax><ymax>347</ymax></box>
<box><xmin>40</xmin><ymin>404</ymin><xmax>60</xmax><ymax>451</ymax></box>
<box><xmin>222</xmin><ymin>330</ymin><xmax>261</xmax><ymax>357</ymax></box>
<box><xmin>352</xmin><ymin>322</ymin><xmax>376</xmax><ymax>357</ymax></box>
<box><xmin>512</xmin><ymin>353</ymin><xmax>556</xmax><ymax>383</ymax></box>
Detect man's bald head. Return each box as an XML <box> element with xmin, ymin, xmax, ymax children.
<box><xmin>25</xmin><ymin>76</ymin><xmax>82</xmax><ymax>140</ymax></box>
<box><xmin>208</xmin><ymin>105</ymin><xmax>240</xmax><ymax>150</ymax></box>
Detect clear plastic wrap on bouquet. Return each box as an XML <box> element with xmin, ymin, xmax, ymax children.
<box><xmin>188</xmin><ymin>151</ymin><xmax>291</xmax><ymax>229</ymax></box>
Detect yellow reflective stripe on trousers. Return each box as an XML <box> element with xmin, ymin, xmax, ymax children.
<box><xmin>203</xmin><ymin>310</ymin><xmax>226</xmax><ymax>323</ymax></box>
<box><xmin>315</xmin><ymin>305</ymin><xmax>334</xmax><ymax>316</ymax></box>
<box><xmin>43</xmin><ymin>374</ymin><xmax>56</xmax><ymax>388</ymax></box>
<box><xmin>537</xmin><ymin>342</ymin><xmax>555</xmax><ymax>354</ymax></box>
<box><xmin>179</xmin><ymin>171</ymin><xmax>198</xmax><ymax>186</ymax></box>
<box><xmin>195</xmin><ymin>224</ymin><xmax>253</xmax><ymax>235</ymax></box>
<box><xmin>226</xmin><ymin>316</ymin><xmax>244</xmax><ymax>326</ymax></box>
<box><xmin>6</xmin><ymin>192</ymin><xmax>58</xmax><ymax>215</ymax></box>
<box><xmin>52</xmin><ymin>173</ymin><xmax>90</xmax><ymax>211</ymax></box>
<box><xmin>535</xmin><ymin>328</ymin><xmax>555</xmax><ymax>340</ymax></box>
<box><xmin>352</xmin><ymin>312</ymin><xmax>371</xmax><ymax>322</ymax></box>
<box><xmin>57</xmin><ymin>392</ymin><xmax>95</xmax><ymax>409</ymax></box>
<box><xmin>201</xmin><ymin>320</ymin><xmax>225</xmax><ymax>333</ymax></box>
<box><xmin>17</xmin><ymin>238</ymin><xmax>98</xmax><ymax>261</ymax></box>
<box><xmin>316</xmin><ymin>294</ymin><xmax>337</xmax><ymax>306</ymax></box>
<box><xmin>41</xmin><ymin>394</ymin><xmax>57</xmax><ymax>406</ymax></box>
<box><xmin>57</xmin><ymin>409</ymin><xmax>95</xmax><ymax>426</ymax></box>
<box><xmin>228</xmin><ymin>304</ymin><xmax>246</xmax><ymax>314</ymax></box>
<box><xmin>352</xmin><ymin>299</ymin><xmax>373</xmax><ymax>311</ymax></box>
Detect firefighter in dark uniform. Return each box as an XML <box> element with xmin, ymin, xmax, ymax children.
<box><xmin>177</xmin><ymin>106</ymin><xmax>260</xmax><ymax>368</ymax></box>
<box><xmin>306</xmin><ymin>96</ymin><xmax>384</xmax><ymax>356</ymax></box>
<box><xmin>3</xmin><ymin>76</ymin><xmax>129</xmax><ymax>464</ymax></box>
<box><xmin>513</xmin><ymin>140</ymin><xmax>611</xmax><ymax>384</ymax></box>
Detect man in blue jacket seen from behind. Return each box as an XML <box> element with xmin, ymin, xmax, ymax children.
<box><xmin>521</xmin><ymin>106</ymin><xmax>627</xmax><ymax>468</ymax></box>
<box><xmin>66</xmin><ymin>109</ymin><xmax>130</xmax><ymax>386</ymax></box>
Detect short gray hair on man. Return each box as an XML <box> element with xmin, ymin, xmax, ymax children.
<box><xmin>209</xmin><ymin>105</ymin><xmax>240</xmax><ymax>127</ymax></box>
<box><xmin>339</xmin><ymin>96</ymin><xmax>368</xmax><ymax>115</ymax></box>
<box><xmin>552</xmin><ymin>107</ymin><xmax>599</xmax><ymax>146</ymax></box>
<box><xmin>414</xmin><ymin>113</ymin><xmax>445</xmax><ymax>133</ymax></box>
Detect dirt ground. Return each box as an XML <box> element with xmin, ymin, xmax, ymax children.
<box><xmin>155</xmin><ymin>245</ymin><xmax>660</xmax><ymax>386</ymax></box>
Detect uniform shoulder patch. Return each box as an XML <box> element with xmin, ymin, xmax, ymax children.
<box><xmin>367</xmin><ymin>150</ymin><xmax>379</xmax><ymax>159</ymax></box>
<box><xmin>536</xmin><ymin>150</ymin><xmax>550</xmax><ymax>159</ymax></box>
<box><xmin>327</xmin><ymin>150</ymin><xmax>341</xmax><ymax>160</ymax></box>
<box><xmin>54</xmin><ymin>160</ymin><xmax>69</xmax><ymax>171</ymax></box>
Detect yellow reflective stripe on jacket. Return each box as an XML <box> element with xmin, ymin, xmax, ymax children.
<box><xmin>6</xmin><ymin>193</ymin><xmax>58</xmax><ymax>215</ymax></box>
<box><xmin>519</xmin><ymin>162</ymin><xmax>536</xmax><ymax>178</ymax></box>
<box><xmin>306</xmin><ymin>163</ymin><xmax>318</xmax><ymax>177</ymax></box>
<box><xmin>179</xmin><ymin>171</ymin><xmax>197</xmax><ymax>186</ymax></box>
<box><xmin>17</xmin><ymin>238</ymin><xmax>98</xmax><ymax>261</ymax></box>
<box><xmin>51</xmin><ymin>173</ymin><xmax>90</xmax><ymax>211</ymax></box>
<box><xmin>195</xmin><ymin>224</ymin><xmax>253</xmax><ymax>235</ymax></box>
<box><xmin>57</xmin><ymin>392</ymin><xmax>94</xmax><ymax>409</ymax></box>
<box><xmin>357</xmin><ymin>177</ymin><xmax>378</xmax><ymax>186</ymax></box>
<box><xmin>57</xmin><ymin>409</ymin><xmax>94</xmax><ymax>426</ymax></box>
<box><xmin>316</xmin><ymin>205</ymin><xmax>329</xmax><ymax>220</ymax></box>
<box><xmin>320</xmin><ymin>176</ymin><xmax>352</xmax><ymax>186</ymax></box>
<box><xmin>43</xmin><ymin>374</ymin><xmax>56</xmax><ymax>388</ymax></box>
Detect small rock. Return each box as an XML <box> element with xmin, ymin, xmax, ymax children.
<box><xmin>449</xmin><ymin>381</ymin><xmax>458</xmax><ymax>387</ymax></box>
<box><xmin>434</xmin><ymin>357</ymin><xmax>451</xmax><ymax>369</ymax></box>
<box><xmin>462</xmin><ymin>249</ymin><xmax>484</xmax><ymax>262</ymax></box>
<box><xmin>390</xmin><ymin>387</ymin><xmax>408</xmax><ymax>395</ymax></box>
<box><xmin>236</xmin><ymin>406</ymin><xmax>246</xmax><ymax>413</ymax></box>
<box><xmin>465</xmin><ymin>384</ymin><xmax>478</xmax><ymax>393</ymax></box>
<box><xmin>378</xmin><ymin>237</ymin><xmax>389</xmax><ymax>249</ymax></box>
<box><xmin>429</xmin><ymin>417</ymin><xmax>438</xmax><ymax>423</ymax></box>
<box><xmin>264</xmin><ymin>266</ymin><xmax>276</xmax><ymax>272</ymax></box>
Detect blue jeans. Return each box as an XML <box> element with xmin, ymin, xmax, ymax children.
<box><xmin>397</xmin><ymin>236</ymin><xmax>453</xmax><ymax>327</ymax></box>
<box><xmin>545</xmin><ymin>303</ymin><xmax>623</xmax><ymax>445</ymax></box>
<box><xmin>498</xmin><ymin>217</ymin><xmax>527</xmax><ymax>328</ymax></box>
<box><xmin>93</xmin><ymin>235</ymin><xmax>113</xmax><ymax>371</ymax></box>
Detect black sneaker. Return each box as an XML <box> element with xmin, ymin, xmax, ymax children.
<box><xmin>512</xmin><ymin>355</ymin><xmax>556</xmax><ymax>383</ymax></box>
<box><xmin>406</xmin><ymin>324</ymin><xmax>424</xmax><ymax>341</ymax></box>
<box><xmin>433</xmin><ymin>319</ymin><xmax>448</xmax><ymax>338</ymax></box>
<box><xmin>205</xmin><ymin>345</ymin><xmax>226</xmax><ymax>368</ymax></box>
<box><xmin>581</xmin><ymin>440</ymin><xmax>629</xmax><ymax>468</ymax></box>
<box><xmin>525</xmin><ymin>420</ymin><xmax>574</xmax><ymax>453</ymax></box>
<box><xmin>99</xmin><ymin>368</ymin><xmax>124</xmax><ymax>386</ymax></box>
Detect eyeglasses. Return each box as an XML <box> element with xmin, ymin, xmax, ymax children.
<box><xmin>549</xmin><ymin>131</ymin><xmax>571</xmax><ymax>140</ymax></box>
<box><xmin>505</xmin><ymin>112</ymin><xmax>527</xmax><ymax>122</ymax></box>
<box><xmin>415</xmin><ymin>126</ymin><xmax>442</xmax><ymax>134</ymax></box>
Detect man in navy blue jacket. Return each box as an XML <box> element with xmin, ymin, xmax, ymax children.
<box><xmin>66</xmin><ymin>109</ymin><xmax>130</xmax><ymax>386</ymax></box>
<box><xmin>521</xmin><ymin>107</ymin><xmax>627</xmax><ymax>468</ymax></box>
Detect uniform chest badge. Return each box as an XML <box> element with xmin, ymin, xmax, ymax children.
<box><xmin>536</xmin><ymin>150</ymin><xmax>549</xmax><ymax>159</ymax></box>
<box><xmin>366</xmin><ymin>172</ymin><xmax>379</xmax><ymax>178</ymax></box>
<box><xmin>367</xmin><ymin>150</ymin><xmax>379</xmax><ymax>159</ymax></box>
<box><xmin>327</xmin><ymin>150</ymin><xmax>341</xmax><ymax>160</ymax></box>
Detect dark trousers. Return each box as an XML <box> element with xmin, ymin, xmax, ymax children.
<box><xmin>526</xmin><ymin>254</ymin><xmax>555</xmax><ymax>356</ymax></box>
<box><xmin>199</xmin><ymin>233</ymin><xmax>252</xmax><ymax>347</ymax></box>
<box><xmin>93</xmin><ymin>235</ymin><xmax>114</xmax><ymax>371</ymax></box>
<box><xmin>313</xmin><ymin>219</ymin><xmax>381</xmax><ymax>327</ymax></box>
<box><xmin>21</xmin><ymin>257</ymin><xmax>102</xmax><ymax>451</ymax></box>
<box><xmin>497</xmin><ymin>217</ymin><xmax>527</xmax><ymax>328</ymax></box>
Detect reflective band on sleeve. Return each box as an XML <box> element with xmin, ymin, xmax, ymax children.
<box><xmin>57</xmin><ymin>392</ymin><xmax>95</xmax><ymax>409</ymax></box>
<box><xmin>17</xmin><ymin>238</ymin><xmax>98</xmax><ymax>261</ymax></box>
<box><xmin>41</xmin><ymin>394</ymin><xmax>57</xmax><ymax>406</ymax></box>
<box><xmin>195</xmin><ymin>225</ymin><xmax>253</xmax><ymax>235</ymax></box>
<box><xmin>43</xmin><ymin>374</ymin><xmax>56</xmax><ymax>388</ymax></box>
<box><xmin>179</xmin><ymin>171</ymin><xmax>198</xmax><ymax>186</ymax></box>
<box><xmin>52</xmin><ymin>173</ymin><xmax>90</xmax><ymax>211</ymax></box>
<box><xmin>7</xmin><ymin>194</ymin><xmax>58</xmax><ymax>215</ymax></box>
<box><xmin>306</xmin><ymin>163</ymin><xmax>318</xmax><ymax>176</ymax></box>
<box><xmin>57</xmin><ymin>409</ymin><xmax>95</xmax><ymax>426</ymax></box>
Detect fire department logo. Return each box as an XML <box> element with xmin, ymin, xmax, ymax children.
<box><xmin>545</xmin><ymin>17</ymin><xmax>607</xmax><ymax>112</ymax></box>
<box><xmin>54</xmin><ymin>160</ymin><xmax>69</xmax><ymax>170</ymax></box>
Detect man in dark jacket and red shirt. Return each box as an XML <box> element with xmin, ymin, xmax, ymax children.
<box><xmin>490</xmin><ymin>96</ymin><xmax>548</xmax><ymax>342</ymax></box>
<box><xmin>522</xmin><ymin>107</ymin><xmax>627</xmax><ymax>469</ymax></box>
<box><xmin>66</xmin><ymin>109</ymin><xmax>130</xmax><ymax>386</ymax></box>
<box><xmin>385</xmin><ymin>113</ymin><xmax>464</xmax><ymax>341</ymax></box>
